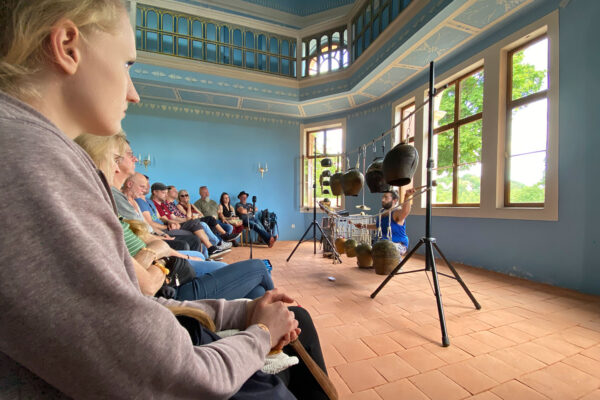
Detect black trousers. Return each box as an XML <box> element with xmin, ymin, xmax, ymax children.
<box><xmin>277</xmin><ymin>306</ymin><xmax>328</xmax><ymax>400</ymax></box>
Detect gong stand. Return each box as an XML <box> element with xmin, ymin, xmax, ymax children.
<box><xmin>370</xmin><ymin>61</ymin><xmax>481</xmax><ymax>347</ymax></box>
<box><xmin>287</xmin><ymin>138</ymin><xmax>341</xmax><ymax>264</ymax></box>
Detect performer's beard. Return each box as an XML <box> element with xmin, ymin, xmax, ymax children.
<box><xmin>382</xmin><ymin>201</ymin><xmax>393</xmax><ymax>210</ymax></box>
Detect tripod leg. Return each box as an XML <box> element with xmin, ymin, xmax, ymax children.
<box><xmin>371</xmin><ymin>240</ymin><xmax>424</xmax><ymax>299</ymax></box>
<box><xmin>432</xmin><ymin>243</ymin><xmax>481</xmax><ymax>310</ymax></box>
<box><xmin>287</xmin><ymin>223</ymin><xmax>315</xmax><ymax>262</ymax></box>
<box><xmin>426</xmin><ymin>241</ymin><xmax>450</xmax><ymax>346</ymax></box>
<box><xmin>314</xmin><ymin>222</ymin><xmax>341</xmax><ymax>263</ymax></box>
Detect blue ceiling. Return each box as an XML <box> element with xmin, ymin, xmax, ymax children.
<box><xmin>132</xmin><ymin>0</ymin><xmax>540</xmax><ymax>119</ymax></box>
<box><xmin>239</xmin><ymin>0</ymin><xmax>357</xmax><ymax>16</ymax></box>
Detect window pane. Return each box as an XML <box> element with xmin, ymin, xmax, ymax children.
<box><xmin>343</xmin><ymin>29</ymin><xmax>347</xmax><ymax>46</ymax></box>
<box><xmin>220</xmin><ymin>26</ymin><xmax>229</xmax><ymax>43</ymax></box>
<box><xmin>192</xmin><ymin>40</ymin><xmax>203</xmax><ymax>59</ymax></box>
<box><xmin>233</xmin><ymin>49</ymin><xmax>243</xmax><ymax>66</ymax></box>
<box><xmin>510</xmin><ymin>98</ymin><xmax>548</xmax><ymax>155</ymax></box>
<box><xmin>206</xmin><ymin>43</ymin><xmax>216</xmax><ymax>62</ymax></box>
<box><xmin>373</xmin><ymin>15</ymin><xmax>380</xmax><ymax>39</ymax></box>
<box><xmin>392</xmin><ymin>0</ymin><xmax>400</xmax><ymax>18</ymax></box>
<box><xmin>435</xmin><ymin>86</ymin><xmax>455</xmax><ymax>127</ymax></box>
<box><xmin>258</xmin><ymin>34</ymin><xmax>267</xmax><ymax>51</ymax></box>
<box><xmin>358</xmin><ymin>15</ymin><xmax>363</xmax><ymax>34</ymax></box>
<box><xmin>342</xmin><ymin>49</ymin><xmax>349</xmax><ymax>67</ymax></box>
<box><xmin>512</xmin><ymin>38</ymin><xmax>548</xmax><ymax>101</ymax></box>
<box><xmin>192</xmin><ymin>21</ymin><xmax>202</xmax><ymax>38</ymax></box>
<box><xmin>292</xmin><ymin>57</ymin><xmax>296</xmax><ymax>77</ymax></box>
<box><xmin>136</xmin><ymin>8</ymin><xmax>142</xmax><ymax>27</ymax></box>
<box><xmin>459</xmin><ymin>119</ymin><xmax>482</xmax><ymax>165</ymax></box>
<box><xmin>233</xmin><ymin>29</ymin><xmax>242</xmax><ymax>46</ymax></box>
<box><xmin>146</xmin><ymin>32</ymin><xmax>158</xmax><ymax>52</ymax></box>
<box><xmin>281</xmin><ymin>59</ymin><xmax>290</xmax><ymax>75</ymax></box>
<box><xmin>162</xmin><ymin>14</ymin><xmax>173</xmax><ymax>32</ymax></box>
<box><xmin>258</xmin><ymin>54</ymin><xmax>267</xmax><ymax>71</ymax></box>
<box><xmin>177</xmin><ymin>17</ymin><xmax>188</xmax><ymax>34</ymax></box>
<box><xmin>509</xmin><ymin>152</ymin><xmax>546</xmax><ymax>203</ymax></box>
<box><xmin>161</xmin><ymin>34</ymin><xmax>173</xmax><ymax>53</ymax></box>
<box><xmin>326</xmin><ymin>129</ymin><xmax>343</xmax><ymax>154</ymax></box>
<box><xmin>458</xmin><ymin>163</ymin><xmax>481</xmax><ymax>204</ymax></box>
<box><xmin>373</xmin><ymin>0</ymin><xmax>380</xmax><ymax>13</ymax></box>
<box><xmin>282</xmin><ymin>40</ymin><xmax>290</xmax><ymax>56</ymax></box>
<box><xmin>269</xmin><ymin>56</ymin><xmax>279</xmax><ymax>73</ymax></box>
<box><xmin>381</xmin><ymin>6</ymin><xmax>390</xmax><ymax>31</ymax></box>
<box><xmin>308</xmin><ymin>131</ymin><xmax>325</xmax><ymax>155</ymax></box>
<box><xmin>270</xmin><ymin>37</ymin><xmax>278</xmax><ymax>54</ymax></box>
<box><xmin>177</xmin><ymin>38</ymin><xmax>188</xmax><ymax>57</ymax></box>
<box><xmin>433</xmin><ymin>167</ymin><xmax>452</xmax><ymax>204</ymax></box>
<box><xmin>401</xmin><ymin>104</ymin><xmax>415</xmax><ymax>142</ymax></box>
<box><xmin>206</xmin><ymin>24</ymin><xmax>216</xmax><ymax>41</ymax></box>
<box><xmin>245</xmin><ymin>51</ymin><xmax>255</xmax><ymax>68</ymax></box>
<box><xmin>364</xmin><ymin>27</ymin><xmax>371</xmax><ymax>48</ymax></box>
<box><xmin>245</xmin><ymin>32</ymin><xmax>254</xmax><ymax>49</ymax></box>
<box><xmin>435</xmin><ymin>129</ymin><xmax>453</xmax><ymax>169</ymax></box>
<box><xmin>320</xmin><ymin>53</ymin><xmax>330</xmax><ymax>73</ymax></box>
<box><xmin>147</xmin><ymin>11</ymin><xmax>157</xmax><ymax>29</ymax></box>
<box><xmin>136</xmin><ymin>29</ymin><xmax>142</xmax><ymax>50</ymax></box>
<box><xmin>291</xmin><ymin>42</ymin><xmax>296</xmax><ymax>58</ymax></box>
<box><xmin>220</xmin><ymin>46</ymin><xmax>230</xmax><ymax>64</ymax></box>
<box><xmin>365</xmin><ymin>4</ymin><xmax>371</xmax><ymax>22</ymax></box>
<box><xmin>459</xmin><ymin>70</ymin><xmax>484</xmax><ymax>118</ymax></box>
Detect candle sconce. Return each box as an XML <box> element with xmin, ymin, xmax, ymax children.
<box><xmin>258</xmin><ymin>162</ymin><xmax>268</xmax><ymax>178</ymax></box>
<box><xmin>137</xmin><ymin>154</ymin><xmax>153</xmax><ymax>169</ymax></box>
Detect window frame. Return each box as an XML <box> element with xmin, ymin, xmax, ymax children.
<box><xmin>299</xmin><ymin>120</ymin><xmax>346</xmax><ymax>211</ymax></box>
<box><xmin>432</xmin><ymin>66</ymin><xmax>484</xmax><ymax>207</ymax></box>
<box><xmin>389</xmin><ymin>12</ymin><xmax>558</xmax><ymax>221</ymax></box>
<box><xmin>504</xmin><ymin>35</ymin><xmax>549</xmax><ymax>208</ymax></box>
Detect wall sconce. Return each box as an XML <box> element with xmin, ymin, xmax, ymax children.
<box><xmin>258</xmin><ymin>162</ymin><xmax>268</xmax><ymax>178</ymax></box>
<box><xmin>137</xmin><ymin>154</ymin><xmax>153</xmax><ymax>169</ymax></box>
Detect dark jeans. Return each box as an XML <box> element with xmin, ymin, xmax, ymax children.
<box><xmin>241</xmin><ymin>215</ymin><xmax>271</xmax><ymax>243</ymax></box>
<box><xmin>175</xmin><ymin>259</ymin><xmax>274</xmax><ymax>300</ymax></box>
<box><xmin>167</xmin><ymin>232</ymin><xmax>202</xmax><ymax>252</ymax></box>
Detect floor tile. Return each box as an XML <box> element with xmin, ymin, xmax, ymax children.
<box><xmin>490</xmin><ymin>379</ymin><xmax>550</xmax><ymax>400</ymax></box>
<box><xmin>440</xmin><ymin>361</ymin><xmax>499</xmax><ymax>394</ymax></box>
<box><xmin>361</xmin><ymin>334</ymin><xmax>405</xmax><ymax>355</ymax></box>
<box><xmin>518</xmin><ymin>362</ymin><xmax>600</xmax><ymax>400</ymax></box>
<box><xmin>409</xmin><ymin>370</ymin><xmax>471</xmax><ymax>400</ymax></box>
<box><xmin>397</xmin><ymin>346</ymin><xmax>446</xmax><ymax>372</ymax></box>
<box><xmin>368</xmin><ymin>353</ymin><xmax>419</xmax><ymax>382</ymax></box>
<box><xmin>336</xmin><ymin>359</ymin><xmax>387</xmax><ymax>393</ymax></box>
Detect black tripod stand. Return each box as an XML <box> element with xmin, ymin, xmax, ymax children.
<box><xmin>371</xmin><ymin>61</ymin><xmax>481</xmax><ymax>347</ymax></box>
<box><xmin>287</xmin><ymin>139</ymin><xmax>341</xmax><ymax>263</ymax></box>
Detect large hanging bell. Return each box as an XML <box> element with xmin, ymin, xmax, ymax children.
<box><xmin>330</xmin><ymin>172</ymin><xmax>344</xmax><ymax>196</ymax></box>
<box><xmin>323</xmin><ymin>180</ymin><xmax>330</xmax><ymax>186</ymax></box>
<box><xmin>321</xmin><ymin>170</ymin><xmax>331</xmax><ymax>178</ymax></box>
<box><xmin>342</xmin><ymin>168</ymin><xmax>364</xmax><ymax>196</ymax></box>
<box><xmin>372</xmin><ymin>240</ymin><xmax>400</xmax><ymax>275</ymax></box>
<box><xmin>335</xmin><ymin>237</ymin><xmax>346</xmax><ymax>254</ymax></box>
<box><xmin>322</xmin><ymin>198</ymin><xmax>331</xmax><ymax>206</ymax></box>
<box><xmin>382</xmin><ymin>143</ymin><xmax>419</xmax><ymax>187</ymax></box>
<box><xmin>320</xmin><ymin>158</ymin><xmax>333</xmax><ymax>167</ymax></box>
<box><xmin>344</xmin><ymin>239</ymin><xmax>357</xmax><ymax>257</ymax></box>
<box><xmin>355</xmin><ymin>243</ymin><xmax>373</xmax><ymax>268</ymax></box>
<box><xmin>365</xmin><ymin>157</ymin><xmax>390</xmax><ymax>193</ymax></box>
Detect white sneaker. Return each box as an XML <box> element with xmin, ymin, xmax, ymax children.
<box><xmin>217</xmin><ymin>241</ymin><xmax>232</xmax><ymax>250</ymax></box>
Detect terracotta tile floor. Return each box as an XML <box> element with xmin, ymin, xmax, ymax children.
<box><xmin>225</xmin><ymin>241</ymin><xmax>600</xmax><ymax>399</ymax></box>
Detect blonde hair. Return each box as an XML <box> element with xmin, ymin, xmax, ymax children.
<box><xmin>74</xmin><ymin>130</ymin><xmax>128</xmax><ymax>185</ymax></box>
<box><xmin>0</xmin><ymin>0</ymin><xmax>126</xmax><ymax>100</ymax></box>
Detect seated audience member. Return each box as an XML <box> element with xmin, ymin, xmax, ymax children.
<box><xmin>138</xmin><ymin>180</ymin><xmax>231</xmax><ymax>258</ymax></box>
<box><xmin>166</xmin><ymin>185</ymin><xmax>238</xmax><ymax>242</ymax></box>
<box><xmin>195</xmin><ymin>185</ymin><xmax>235</xmax><ymax>235</ymax></box>
<box><xmin>218</xmin><ymin>192</ymin><xmax>245</xmax><ymax>234</ymax></box>
<box><xmin>236</xmin><ymin>191</ymin><xmax>276</xmax><ymax>247</ymax></box>
<box><xmin>0</xmin><ymin>2</ymin><xmax>329</xmax><ymax>399</ymax></box>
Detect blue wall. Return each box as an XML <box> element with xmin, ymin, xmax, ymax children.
<box><xmin>122</xmin><ymin>106</ymin><xmax>306</xmax><ymax>240</ymax></box>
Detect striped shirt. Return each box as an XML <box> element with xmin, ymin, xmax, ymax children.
<box><xmin>120</xmin><ymin>220</ymin><xmax>146</xmax><ymax>257</ymax></box>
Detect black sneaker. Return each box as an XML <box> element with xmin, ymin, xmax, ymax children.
<box><xmin>223</xmin><ymin>232</ymin><xmax>242</xmax><ymax>242</ymax></box>
<box><xmin>208</xmin><ymin>247</ymin><xmax>231</xmax><ymax>259</ymax></box>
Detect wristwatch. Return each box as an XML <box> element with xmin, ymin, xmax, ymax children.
<box><xmin>256</xmin><ymin>323</ymin><xmax>270</xmax><ymax>334</ymax></box>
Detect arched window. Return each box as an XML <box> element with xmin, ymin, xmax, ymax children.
<box><xmin>302</xmin><ymin>27</ymin><xmax>349</xmax><ymax>77</ymax></box>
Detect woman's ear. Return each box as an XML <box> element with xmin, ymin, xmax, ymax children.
<box><xmin>48</xmin><ymin>19</ymin><xmax>82</xmax><ymax>75</ymax></box>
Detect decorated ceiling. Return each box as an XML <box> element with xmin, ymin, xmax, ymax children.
<box><xmin>131</xmin><ymin>0</ymin><xmax>536</xmax><ymax>119</ymax></box>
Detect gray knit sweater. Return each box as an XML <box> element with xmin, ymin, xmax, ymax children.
<box><xmin>0</xmin><ymin>91</ymin><xmax>271</xmax><ymax>399</ymax></box>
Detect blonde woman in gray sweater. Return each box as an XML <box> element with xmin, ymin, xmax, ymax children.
<box><xmin>0</xmin><ymin>1</ymin><xmax>327</xmax><ymax>399</ymax></box>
